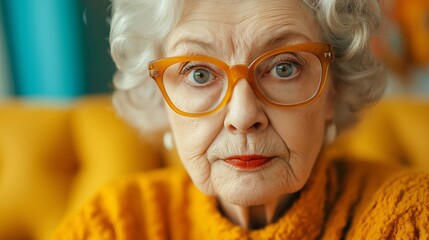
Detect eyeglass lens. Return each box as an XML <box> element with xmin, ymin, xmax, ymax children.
<box><xmin>162</xmin><ymin>51</ymin><xmax>322</xmax><ymax>114</ymax></box>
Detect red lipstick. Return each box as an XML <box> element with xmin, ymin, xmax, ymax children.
<box><xmin>224</xmin><ymin>155</ymin><xmax>272</xmax><ymax>169</ymax></box>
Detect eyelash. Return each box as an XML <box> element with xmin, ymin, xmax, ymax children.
<box><xmin>271</xmin><ymin>57</ymin><xmax>303</xmax><ymax>69</ymax></box>
<box><xmin>180</xmin><ymin>62</ymin><xmax>212</xmax><ymax>75</ymax></box>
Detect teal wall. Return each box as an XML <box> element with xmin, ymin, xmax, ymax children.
<box><xmin>0</xmin><ymin>3</ymin><xmax>11</xmax><ymax>98</ymax></box>
<box><xmin>0</xmin><ymin>0</ymin><xmax>115</xmax><ymax>100</ymax></box>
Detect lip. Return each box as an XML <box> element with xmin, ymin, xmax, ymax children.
<box><xmin>224</xmin><ymin>154</ymin><xmax>273</xmax><ymax>169</ymax></box>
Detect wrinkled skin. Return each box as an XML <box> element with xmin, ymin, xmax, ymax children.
<box><xmin>163</xmin><ymin>0</ymin><xmax>335</xmax><ymax>228</ymax></box>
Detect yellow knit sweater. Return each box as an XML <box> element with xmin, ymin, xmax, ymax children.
<box><xmin>53</xmin><ymin>156</ymin><xmax>429</xmax><ymax>240</ymax></box>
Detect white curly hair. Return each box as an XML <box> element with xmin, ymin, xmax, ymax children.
<box><xmin>109</xmin><ymin>0</ymin><xmax>386</xmax><ymax>133</ymax></box>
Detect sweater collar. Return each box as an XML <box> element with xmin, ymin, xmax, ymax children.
<box><xmin>188</xmin><ymin>156</ymin><xmax>330</xmax><ymax>239</ymax></box>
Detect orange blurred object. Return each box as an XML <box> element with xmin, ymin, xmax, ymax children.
<box><xmin>375</xmin><ymin>0</ymin><xmax>429</xmax><ymax>78</ymax></box>
<box><xmin>393</xmin><ymin>0</ymin><xmax>429</xmax><ymax>67</ymax></box>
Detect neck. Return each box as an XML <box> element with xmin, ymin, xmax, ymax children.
<box><xmin>217</xmin><ymin>194</ymin><xmax>295</xmax><ymax>229</ymax></box>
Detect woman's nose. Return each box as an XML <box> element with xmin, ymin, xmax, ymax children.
<box><xmin>224</xmin><ymin>79</ymin><xmax>268</xmax><ymax>134</ymax></box>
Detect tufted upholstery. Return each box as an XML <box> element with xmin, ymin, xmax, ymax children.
<box><xmin>0</xmin><ymin>96</ymin><xmax>179</xmax><ymax>240</ymax></box>
<box><xmin>0</xmin><ymin>96</ymin><xmax>428</xmax><ymax>240</ymax></box>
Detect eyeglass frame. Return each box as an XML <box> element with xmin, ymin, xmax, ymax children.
<box><xmin>148</xmin><ymin>42</ymin><xmax>333</xmax><ymax>117</ymax></box>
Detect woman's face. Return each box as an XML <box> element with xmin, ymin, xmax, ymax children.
<box><xmin>163</xmin><ymin>0</ymin><xmax>334</xmax><ymax>206</ymax></box>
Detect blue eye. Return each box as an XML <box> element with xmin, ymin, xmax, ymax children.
<box><xmin>188</xmin><ymin>68</ymin><xmax>213</xmax><ymax>85</ymax></box>
<box><xmin>271</xmin><ymin>63</ymin><xmax>299</xmax><ymax>79</ymax></box>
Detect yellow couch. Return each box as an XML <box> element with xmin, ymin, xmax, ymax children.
<box><xmin>0</xmin><ymin>95</ymin><xmax>428</xmax><ymax>240</ymax></box>
<box><xmin>332</xmin><ymin>97</ymin><xmax>429</xmax><ymax>169</ymax></box>
<box><xmin>0</xmin><ymin>96</ymin><xmax>179</xmax><ymax>240</ymax></box>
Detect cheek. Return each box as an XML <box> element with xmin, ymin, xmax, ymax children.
<box><xmin>277</xmin><ymin>109</ymin><xmax>325</xmax><ymax>148</ymax></box>
<box><xmin>269</xmin><ymin>105</ymin><xmax>326</xmax><ymax>169</ymax></box>
<box><xmin>165</xmin><ymin>107</ymin><xmax>224</xmax><ymax>194</ymax></box>
<box><xmin>272</xmin><ymin>83</ymin><xmax>333</xmax><ymax>158</ymax></box>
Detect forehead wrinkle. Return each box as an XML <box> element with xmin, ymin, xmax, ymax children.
<box><xmin>166</xmin><ymin>33</ymin><xmax>211</xmax><ymax>56</ymax></box>
<box><xmin>166</xmin><ymin>24</ymin><xmax>236</xmax><ymax>61</ymax></box>
<box><xmin>229</xmin><ymin>1</ymin><xmax>320</xmax><ymax>60</ymax></box>
<box><xmin>165</xmin><ymin>0</ymin><xmax>236</xmax><ymax>56</ymax></box>
<box><xmin>166</xmin><ymin>0</ymin><xmax>320</xmax><ymax>62</ymax></box>
<box><xmin>229</xmin><ymin>24</ymin><xmax>317</xmax><ymax>64</ymax></box>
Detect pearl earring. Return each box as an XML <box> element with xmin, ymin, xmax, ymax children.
<box><xmin>325</xmin><ymin>122</ymin><xmax>337</xmax><ymax>145</ymax></box>
<box><xmin>163</xmin><ymin>131</ymin><xmax>174</xmax><ymax>150</ymax></box>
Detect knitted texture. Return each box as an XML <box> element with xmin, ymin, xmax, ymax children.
<box><xmin>53</xmin><ymin>159</ymin><xmax>429</xmax><ymax>240</ymax></box>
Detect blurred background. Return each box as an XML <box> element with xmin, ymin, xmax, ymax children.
<box><xmin>0</xmin><ymin>0</ymin><xmax>428</xmax><ymax>101</ymax></box>
<box><xmin>377</xmin><ymin>0</ymin><xmax>429</xmax><ymax>97</ymax></box>
<box><xmin>0</xmin><ymin>0</ymin><xmax>428</xmax><ymax>240</ymax></box>
<box><xmin>0</xmin><ymin>0</ymin><xmax>115</xmax><ymax>101</ymax></box>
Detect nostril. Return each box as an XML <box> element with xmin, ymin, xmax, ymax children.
<box><xmin>252</xmin><ymin>122</ymin><xmax>262</xmax><ymax>130</ymax></box>
<box><xmin>227</xmin><ymin>124</ymin><xmax>237</xmax><ymax>132</ymax></box>
<box><xmin>227</xmin><ymin>122</ymin><xmax>263</xmax><ymax>134</ymax></box>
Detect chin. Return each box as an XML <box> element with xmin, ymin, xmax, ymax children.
<box><xmin>210</xmin><ymin>160</ymin><xmax>306</xmax><ymax>207</ymax></box>
<box><xmin>220</xmin><ymin>187</ymin><xmax>279</xmax><ymax>207</ymax></box>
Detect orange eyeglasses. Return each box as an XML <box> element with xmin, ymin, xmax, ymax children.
<box><xmin>148</xmin><ymin>42</ymin><xmax>333</xmax><ymax>117</ymax></box>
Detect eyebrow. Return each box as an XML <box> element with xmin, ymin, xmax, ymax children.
<box><xmin>171</xmin><ymin>37</ymin><xmax>216</xmax><ymax>54</ymax></box>
<box><xmin>258</xmin><ymin>31</ymin><xmax>313</xmax><ymax>50</ymax></box>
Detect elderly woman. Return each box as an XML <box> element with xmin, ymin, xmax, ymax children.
<box><xmin>55</xmin><ymin>0</ymin><xmax>429</xmax><ymax>239</ymax></box>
